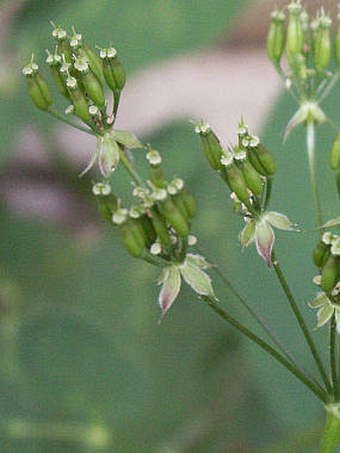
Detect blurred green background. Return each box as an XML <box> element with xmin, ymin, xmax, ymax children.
<box><xmin>0</xmin><ymin>0</ymin><xmax>339</xmax><ymax>451</ymax></box>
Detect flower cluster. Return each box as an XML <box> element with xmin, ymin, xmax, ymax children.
<box><xmin>195</xmin><ymin>120</ymin><xmax>297</xmax><ymax>265</ymax></box>
<box><xmin>310</xmin><ymin>226</ymin><xmax>340</xmax><ymax>331</ymax></box>
<box><xmin>267</xmin><ymin>1</ymin><xmax>340</xmax><ymax>137</ymax></box>
<box><xmin>23</xmin><ymin>25</ymin><xmax>217</xmax><ymax>318</ymax></box>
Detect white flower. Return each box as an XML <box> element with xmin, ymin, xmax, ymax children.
<box><xmin>157</xmin><ymin>254</ymin><xmax>217</xmax><ymax>320</ymax></box>
<box><xmin>309</xmin><ymin>292</ymin><xmax>340</xmax><ymax>333</ymax></box>
<box><xmin>239</xmin><ymin>211</ymin><xmax>298</xmax><ymax>265</ymax></box>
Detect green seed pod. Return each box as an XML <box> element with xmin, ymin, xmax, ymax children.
<box><xmin>253</xmin><ymin>144</ymin><xmax>277</xmax><ymax>176</ymax></box>
<box><xmin>267</xmin><ymin>10</ymin><xmax>285</xmax><ymax>64</ymax></box>
<box><xmin>140</xmin><ymin>214</ymin><xmax>157</xmax><ymax>247</ymax></box>
<box><xmin>159</xmin><ymin>198</ymin><xmax>190</xmax><ymax>238</ymax></box>
<box><xmin>150</xmin><ymin>207</ymin><xmax>172</xmax><ymax>246</ymax></box>
<box><xmin>313</xmin><ymin>14</ymin><xmax>332</xmax><ymax>70</ymax></box>
<box><xmin>46</xmin><ymin>50</ymin><xmax>70</xmax><ymax>99</ymax></box>
<box><xmin>223</xmin><ymin>161</ymin><xmax>250</xmax><ymax>205</ymax></box>
<box><xmin>66</xmin><ymin>76</ymin><xmax>91</xmax><ymax>124</ymax></box>
<box><xmin>236</xmin><ymin>158</ymin><xmax>263</xmax><ymax>196</ymax></box>
<box><xmin>74</xmin><ymin>57</ymin><xmax>105</xmax><ymax>108</ymax></box>
<box><xmin>171</xmin><ymin>193</ymin><xmax>190</xmax><ymax>222</ymax></box>
<box><xmin>92</xmin><ymin>183</ymin><xmax>118</xmax><ymax>223</ymax></box>
<box><xmin>51</xmin><ymin>25</ymin><xmax>74</xmax><ymax>64</ymax></box>
<box><xmin>313</xmin><ymin>241</ymin><xmax>330</xmax><ymax>268</ymax></box>
<box><xmin>286</xmin><ymin>1</ymin><xmax>304</xmax><ymax>65</ymax></box>
<box><xmin>180</xmin><ymin>188</ymin><xmax>196</xmax><ymax>219</ymax></box>
<box><xmin>100</xmin><ymin>48</ymin><xmax>126</xmax><ymax>91</ymax></box>
<box><xmin>79</xmin><ymin>44</ymin><xmax>103</xmax><ymax>81</ymax></box>
<box><xmin>330</xmin><ymin>132</ymin><xmax>340</xmax><ymax>171</ymax></box>
<box><xmin>119</xmin><ymin>218</ymin><xmax>146</xmax><ymax>258</ymax></box>
<box><xmin>23</xmin><ymin>60</ymin><xmax>52</xmax><ymax>111</ymax></box>
<box><xmin>336</xmin><ymin>16</ymin><xmax>340</xmax><ymax>66</ymax></box>
<box><xmin>195</xmin><ymin>123</ymin><xmax>224</xmax><ymax>171</ymax></box>
<box><xmin>321</xmin><ymin>255</ymin><xmax>339</xmax><ymax>293</ymax></box>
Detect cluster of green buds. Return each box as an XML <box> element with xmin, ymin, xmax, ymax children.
<box><xmin>22</xmin><ymin>23</ymin><xmax>127</xmax><ymax>177</ymax></box>
<box><xmin>196</xmin><ymin>120</ymin><xmax>297</xmax><ymax>265</ymax></box>
<box><xmin>267</xmin><ymin>1</ymin><xmax>340</xmax><ymax>136</ymax></box>
<box><xmin>311</xmin><ymin>230</ymin><xmax>340</xmax><ymax>332</ymax></box>
<box><xmin>92</xmin><ymin>147</ymin><xmax>216</xmax><ymax>319</ymax></box>
<box><xmin>23</xmin><ymin>25</ymin><xmax>217</xmax><ymax>319</ymax></box>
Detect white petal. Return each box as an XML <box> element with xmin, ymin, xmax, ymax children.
<box><xmin>110</xmin><ymin>129</ymin><xmax>142</xmax><ymax>149</ymax></box>
<box><xmin>239</xmin><ymin>219</ymin><xmax>256</xmax><ymax>247</ymax></box>
<box><xmin>180</xmin><ymin>260</ymin><xmax>217</xmax><ymax>300</ymax></box>
<box><xmin>316</xmin><ymin>302</ymin><xmax>334</xmax><ymax>329</ymax></box>
<box><xmin>309</xmin><ymin>292</ymin><xmax>330</xmax><ymax>309</ymax></box>
<box><xmin>185</xmin><ymin>253</ymin><xmax>213</xmax><ymax>269</ymax></box>
<box><xmin>79</xmin><ymin>140</ymin><xmax>100</xmax><ymax>177</ymax></box>
<box><xmin>158</xmin><ymin>266</ymin><xmax>181</xmax><ymax>319</ymax></box>
<box><xmin>265</xmin><ymin>211</ymin><xmax>299</xmax><ymax>231</ymax></box>
<box><xmin>255</xmin><ymin>219</ymin><xmax>275</xmax><ymax>266</ymax></box>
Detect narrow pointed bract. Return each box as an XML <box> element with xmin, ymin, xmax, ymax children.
<box><xmin>158</xmin><ymin>266</ymin><xmax>181</xmax><ymax>319</ymax></box>
<box><xmin>254</xmin><ymin>218</ymin><xmax>275</xmax><ymax>265</ymax></box>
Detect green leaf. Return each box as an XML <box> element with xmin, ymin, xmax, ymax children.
<box><xmin>316</xmin><ymin>301</ymin><xmax>334</xmax><ymax>328</ymax></box>
<box><xmin>158</xmin><ymin>265</ymin><xmax>181</xmax><ymax>318</ymax></box>
<box><xmin>111</xmin><ymin>129</ymin><xmax>142</xmax><ymax>149</ymax></box>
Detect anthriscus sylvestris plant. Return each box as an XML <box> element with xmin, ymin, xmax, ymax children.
<box><xmin>23</xmin><ymin>3</ymin><xmax>340</xmax><ymax>450</ymax></box>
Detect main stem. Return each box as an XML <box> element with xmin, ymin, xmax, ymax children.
<box><xmin>202</xmin><ymin>295</ymin><xmax>326</xmax><ymax>402</ymax></box>
<box><xmin>272</xmin><ymin>251</ymin><xmax>332</xmax><ymax>393</ymax></box>
<box><xmin>320</xmin><ymin>407</ymin><xmax>340</xmax><ymax>453</ymax></box>
<box><xmin>306</xmin><ymin>121</ymin><xmax>323</xmax><ymax>228</ymax></box>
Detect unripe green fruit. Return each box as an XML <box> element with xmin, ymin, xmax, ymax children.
<box><xmin>253</xmin><ymin>145</ymin><xmax>277</xmax><ymax>176</ymax></box>
<box><xmin>180</xmin><ymin>189</ymin><xmax>196</xmax><ymax>219</ymax></box>
<box><xmin>160</xmin><ymin>198</ymin><xmax>190</xmax><ymax>238</ymax></box>
<box><xmin>151</xmin><ymin>208</ymin><xmax>172</xmax><ymax>246</ymax></box>
<box><xmin>314</xmin><ymin>27</ymin><xmax>331</xmax><ymax>70</ymax></box>
<box><xmin>336</xmin><ymin>23</ymin><xmax>340</xmax><ymax>66</ymax></box>
<box><xmin>50</xmin><ymin>66</ymin><xmax>70</xmax><ymax>99</ymax></box>
<box><xmin>200</xmin><ymin>131</ymin><xmax>224</xmax><ymax>171</ymax></box>
<box><xmin>171</xmin><ymin>194</ymin><xmax>190</xmax><ymax>222</ymax></box>
<box><xmin>150</xmin><ymin>165</ymin><xmax>167</xmax><ymax>188</ymax></box>
<box><xmin>330</xmin><ymin>133</ymin><xmax>340</xmax><ymax>171</ymax></box>
<box><xmin>286</xmin><ymin>8</ymin><xmax>304</xmax><ymax>65</ymax></box>
<box><xmin>67</xmin><ymin>82</ymin><xmax>91</xmax><ymax>124</ymax></box>
<box><xmin>267</xmin><ymin>12</ymin><xmax>285</xmax><ymax>64</ymax></box>
<box><xmin>82</xmin><ymin>71</ymin><xmax>105</xmax><ymax>108</ymax></box>
<box><xmin>321</xmin><ymin>255</ymin><xmax>339</xmax><ymax>293</ymax></box>
<box><xmin>27</xmin><ymin>74</ymin><xmax>52</xmax><ymax>111</ymax></box>
<box><xmin>238</xmin><ymin>160</ymin><xmax>263</xmax><ymax>196</ymax></box>
<box><xmin>102</xmin><ymin>56</ymin><xmax>126</xmax><ymax>91</ymax></box>
<box><xmin>119</xmin><ymin>219</ymin><xmax>146</xmax><ymax>258</ymax></box>
<box><xmin>313</xmin><ymin>241</ymin><xmax>330</xmax><ymax>268</ymax></box>
<box><xmin>140</xmin><ymin>214</ymin><xmax>157</xmax><ymax>247</ymax></box>
<box><xmin>80</xmin><ymin>44</ymin><xmax>103</xmax><ymax>81</ymax></box>
<box><xmin>223</xmin><ymin>163</ymin><xmax>249</xmax><ymax>205</ymax></box>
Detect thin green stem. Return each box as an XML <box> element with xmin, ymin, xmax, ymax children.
<box><xmin>112</xmin><ymin>90</ymin><xmax>121</xmax><ymax>120</ymax></box>
<box><xmin>272</xmin><ymin>251</ymin><xmax>332</xmax><ymax>393</ymax></box>
<box><xmin>263</xmin><ymin>177</ymin><xmax>273</xmax><ymax>212</ymax></box>
<box><xmin>47</xmin><ymin>108</ymin><xmax>96</xmax><ymax>136</ymax></box>
<box><xmin>330</xmin><ymin>315</ymin><xmax>338</xmax><ymax>399</ymax></box>
<box><xmin>319</xmin><ymin>408</ymin><xmax>340</xmax><ymax>453</ymax></box>
<box><xmin>306</xmin><ymin>121</ymin><xmax>323</xmax><ymax>228</ymax></box>
<box><xmin>117</xmin><ymin>146</ymin><xmax>144</xmax><ymax>186</ymax></box>
<box><xmin>202</xmin><ymin>295</ymin><xmax>327</xmax><ymax>403</ymax></box>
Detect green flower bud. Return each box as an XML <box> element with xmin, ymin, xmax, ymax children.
<box><xmin>252</xmin><ymin>144</ymin><xmax>276</xmax><ymax>176</ymax></box>
<box><xmin>321</xmin><ymin>255</ymin><xmax>339</xmax><ymax>293</ymax></box>
<box><xmin>146</xmin><ymin>149</ymin><xmax>167</xmax><ymax>188</ymax></box>
<box><xmin>51</xmin><ymin>24</ymin><xmax>73</xmax><ymax>64</ymax></box>
<box><xmin>119</xmin><ymin>218</ymin><xmax>146</xmax><ymax>258</ymax></box>
<box><xmin>46</xmin><ymin>49</ymin><xmax>70</xmax><ymax>99</ymax></box>
<box><xmin>235</xmin><ymin>154</ymin><xmax>263</xmax><ymax>196</ymax></box>
<box><xmin>313</xmin><ymin>12</ymin><xmax>332</xmax><ymax>70</ymax></box>
<box><xmin>313</xmin><ymin>241</ymin><xmax>330</xmax><ymax>268</ymax></box>
<box><xmin>267</xmin><ymin>10</ymin><xmax>285</xmax><ymax>64</ymax></box>
<box><xmin>66</xmin><ymin>76</ymin><xmax>91</xmax><ymax>124</ymax></box>
<box><xmin>221</xmin><ymin>154</ymin><xmax>250</xmax><ymax>206</ymax></box>
<box><xmin>74</xmin><ymin>57</ymin><xmax>105</xmax><ymax>108</ymax></box>
<box><xmin>22</xmin><ymin>59</ymin><xmax>52</xmax><ymax>111</ymax></box>
<box><xmin>336</xmin><ymin>15</ymin><xmax>340</xmax><ymax>66</ymax></box>
<box><xmin>92</xmin><ymin>182</ymin><xmax>118</xmax><ymax>223</ymax></box>
<box><xmin>140</xmin><ymin>214</ymin><xmax>157</xmax><ymax>247</ymax></box>
<box><xmin>286</xmin><ymin>1</ymin><xmax>304</xmax><ymax>66</ymax></box>
<box><xmin>179</xmin><ymin>188</ymin><xmax>196</xmax><ymax>219</ymax></box>
<box><xmin>195</xmin><ymin>122</ymin><xmax>224</xmax><ymax>171</ymax></box>
<box><xmin>171</xmin><ymin>193</ymin><xmax>190</xmax><ymax>222</ymax></box>
<box><xmin>159</xmin><ymin>198</ymin><xmax>190</xmax><ymax>238</ymax></box>
<box><xmin>100</xmin><ymin>48</ymin><xmax>126</xmax><ymax>91</ymax></box>
<box><xmin>150</xmin><ymin>207</ymin><xmax>172</xmax><ymax>246</ymax></box>
<box><xmin>330</xmin><ymin>132</ymin><xmax>340</xmax><ymax>171</ymax></box>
